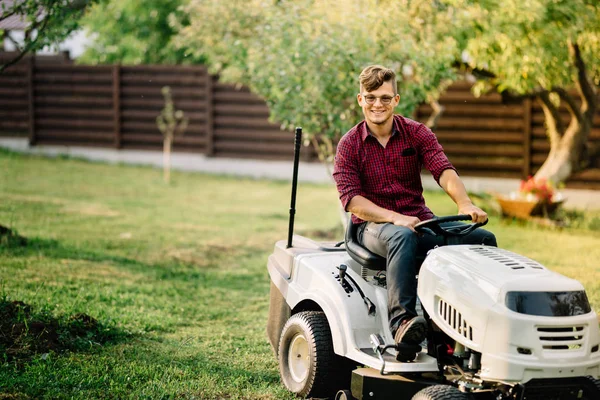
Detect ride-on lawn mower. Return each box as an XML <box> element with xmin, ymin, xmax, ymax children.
<box><xmin>267</xmin><ymin>128</ymin><xmax>600</xmax><ymax>399</ymax></box>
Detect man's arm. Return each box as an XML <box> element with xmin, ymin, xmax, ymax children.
<box><xmin>347</xmin><ymin>195</ymin><xmax>420</xmax><ymax>232</ymax></box>
<box><xmin>438</xmin><ymin>169</ymin><xmax>488</xmax><ymax>223</ymax></box>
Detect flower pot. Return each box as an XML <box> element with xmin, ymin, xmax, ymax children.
<box><xmin>495</xmin><ymin>195</ymin><xmax>565</xmax><ymax>220</ymax></box>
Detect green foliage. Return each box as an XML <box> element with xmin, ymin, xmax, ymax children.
<box><xmin>447</xmin><ymin>0</ymin><xmax>600</xmax><ymax>95</ymax></box>
<box><xmin>156</xmin><ymin>86</ymin><xmax>188</xmax><ymax>140</ymax></box>
<box><xmin>0</xmin><ymin>0</ymin><xmax>96</xmax><ymax>71</ymax></box>
<box><xmin>78</xmin><ymin>0</ymin><xmax>196</xmax><ymax>65</ymax></box>
<box><xmin>175</xmin><ymin>0</ymin><xmax>458</xmax><ymax>161</ymax></box>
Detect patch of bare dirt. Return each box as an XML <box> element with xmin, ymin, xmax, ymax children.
<box><xmin>0</xmin><ymin>300</ymin><xmax>121</xmax><ymax>365</ymax></box>
<box><xmin>0</xmin><ymin>225</ymin><xmax>27</xmax><ymax>246</ymax></box>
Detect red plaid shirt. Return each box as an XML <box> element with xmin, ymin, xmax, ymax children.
<box><xmin>333</xmin><ymin>115</ymin><xmax>455</xmax><ymax>224</ymax></box>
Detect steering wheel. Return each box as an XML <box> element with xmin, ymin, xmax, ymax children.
<box><xmin>414</xmin><ymin>214</ymin><xmax>487</xmax><ymax>238</ymax></box>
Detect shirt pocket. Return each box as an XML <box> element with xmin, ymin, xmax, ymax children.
<box><xmin>394</xmin><ymin>154</ymin><xmax>421</xmax><ymax>182</ymax></box>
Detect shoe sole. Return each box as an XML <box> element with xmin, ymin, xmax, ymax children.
<box><xmin>395</xmin><ymin>318</ymin><xmax>427</xmax><ymax>345</ymax></box>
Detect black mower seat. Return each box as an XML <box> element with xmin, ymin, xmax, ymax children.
<box><xmin>344</xmin><ymin>219</ymin><xmax>427</xmax><ymax>272</ymax></box>
<box><xmin>345</xmin><ymin>219</ymin><xmax>387</xmax><ymax>271</ymax></box>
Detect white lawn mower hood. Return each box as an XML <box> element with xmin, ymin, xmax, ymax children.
<box><xmin>418</xmin><ymin>244</ymin><xmax>600</xmax><ymax>383</ymax></box>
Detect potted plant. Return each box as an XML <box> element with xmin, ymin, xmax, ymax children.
<box><xmin>495</xmin><ymin>177</ymin><xmax>565</xmax><ymax>220</ymax></box>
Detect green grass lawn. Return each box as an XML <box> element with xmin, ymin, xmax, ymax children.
<box><xmin>1</xmin><ymin>149</ymin><xmax>599</xmax><ymax>399</ymax></box>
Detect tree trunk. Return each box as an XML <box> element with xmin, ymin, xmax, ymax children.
<box><xmin>163</xmin><ymin>136</ymin><xmax>172</xmax><ymax>184</ymax></box>
<box><xmin>534</xmin><ymin>113</ymin><xmax>593</xmax><ymax>185</ymax></box>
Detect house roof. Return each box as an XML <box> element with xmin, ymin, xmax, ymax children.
<box><xmin>0</xmin><ymin>0</ymin><xmax>28</xmax><ymax>31</ymax></box>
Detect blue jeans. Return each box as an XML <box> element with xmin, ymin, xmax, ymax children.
<box><xmin>357</xmin><ymin>221</ymin><xmax>497</xmax><ymax>335</ymax></box>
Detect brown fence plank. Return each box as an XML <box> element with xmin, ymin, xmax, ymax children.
<box><xmin>435</xmin><ymin>130</ymin><xmax>523</xmax><ymax>143</ymax></box>
<box><xmin>215</xmin><ymin>128</ymin><xmax>291</xmax><ymax>141</ymax></box>
<box><xmin>121</xmin><ymin>75</ymin><xmax>206</xmax><ymax>86</ymax></box>
<box><xmin>122</xmin><ymin>121</ymin><xmax>204</xmax><ymax>135</ymax></box>
<box><xmin>36</xmin><ymin>118</ymin><xmax>114</xmax><ymax>129</ymax></box>
<box><xmin>435</xmin><ymin>117</ymin><xmax>523</xmax><ymax>130</ymax></box>
<box><xmin>522</xmin><ymin>98</ymin><xmax>532</xmax><ymax>177</ymax></box>
<box><xmin>121</xmin><ymin>86</ymin><xmax>204</xmax><ymax>97</ymax></box>
<box><xmin>113</xmin><ymin>65</ymin><xmax>121</xmax><ymax>148</ymax></box>
<box><xmin>121</xmin><ymin>109</ymin><xmax>206</xmax><ymax>120</ymax></box>
<box><xmin>120</xmin><ymin>98</ymin><xmax>206</xmax><ymax>109</ymax></box>
<box><xmin>215</xmin><ymin>103</ymin><xmax>271</xmax><ymax>117</ymax></box>
<box><xmin>35</xmin><ymin>83</ymin><xmax>113</xmax><ymax>95</ymax></box>
<box><xmin>442</xmin><ymin>143</ymin><xmax>523</xmax><ymax>157</ymax></box>
<box><xmin>419</xmin><ymin>103</ymin><xmax>523</xmax><ymax>117</ymax></box>
<box><xmin>214</xmin><ymin>116</ymin><xmax>280</xmax><ymax>129</ymax></box>
<box><xmin>34</xmin><ymin>95</ymin><xmax>113</xmax><ymax>107</ymax></box>
<box><xmin>34</xmin><ymin>73</ymin><xmax>113</xmax><ymax>84</ymax></box>
<box><xmin>35</xmin><ymin>107</ymin><xmax>113</xmax><ymax>118</ymax></box>
<box><xmin>0</xmin><ymin>87</ymin><xmax>27</xmax><ymax>96</ymax></box>
<box><xmin>36</xmin><ymin>129</ymin><xmax>114</xmax><ymax>141</ymax></box>
<box><xmin>27</xmin><ymin>57</ymin><xmax>35</xmax><ymax>145</ymax></box>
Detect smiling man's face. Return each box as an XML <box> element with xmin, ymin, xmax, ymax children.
<box><xmin>357</xmin><ymin>81</ymin><xmax>400</xmax><ymax>127</ymax></box>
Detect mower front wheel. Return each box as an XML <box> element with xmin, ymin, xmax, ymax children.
<box><xmin>412</xmin><ymin>384</ymin><xmax>473</xmax><ymax>400</ymax></box>
<box><xmin>278</xmin><ymin>311</ymin><xmax>349</xmax><ymax>398</ymax></box>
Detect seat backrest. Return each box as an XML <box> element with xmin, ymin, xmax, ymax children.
<box><xmin>345</xmin><ymin>219</ymin><xmax>387</xmax><ymax>271</ymax></box>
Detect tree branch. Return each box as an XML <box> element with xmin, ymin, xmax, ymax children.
<box><xmin>425</xmin><ymin>96</ymin><xmax>445</xmax><ymax>130</ymax></box>
<box><xmin>500</xmin><ymin>88</ymin><xmax>549</xmax><ymax>104</ymax></box>
<box><xmin>5</xmin><ymin>32</ymin><xmax>23</xmax><ymax>51</ymax></box>
<box><xmin>538</xmin><ymin>91</ymin><xmax>564</xmax><ymax>148</ymax></box>
<box><xmin>570</xmin><ymin>42</ymin><xmax>597</xmax><ymax>118</ymax></box>
<box><xmin>0</xmin><ymin>15</ymin><xmax>49</xmax><ymax>73</ymax></box>
<box><xmin>551</xmin><ymin>86</ymin><xmax>583</xmax><ymax>122</ymax></box>
<box><xmin>0</xmin><ymin>9</ymin><xmax>18</xmax><ymax>23</ymax></box>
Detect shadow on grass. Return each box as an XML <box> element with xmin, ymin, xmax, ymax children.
<box><xmin>0</xmin><ymin>235</ymin><xmax>271</xmax><ymax>293</ymax></box>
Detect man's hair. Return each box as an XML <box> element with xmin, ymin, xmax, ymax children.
<box><xmin>359</xmin><ymin>65</ymin><xmax>397</xmax><ymax>94</ymax></box>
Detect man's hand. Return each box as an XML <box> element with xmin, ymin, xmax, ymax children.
<box><xmin>391</xmin><ymin>214</ymin><xmax>421</xmax><ymax>232</ymax></box>
<box><xmin>458</xmin><ymin>202</ymin><xmax>488</xmax><ymax>224</ymax></box>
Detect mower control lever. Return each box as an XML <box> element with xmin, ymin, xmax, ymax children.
<box><xmin>338</xmin><ymin>264</ymin><xmax>347</xmax><ymax>282</ymax></box>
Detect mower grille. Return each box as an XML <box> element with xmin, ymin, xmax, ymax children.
<box><xmin>470</xmin><ymin>247</ymin><xmax>544</xmax><ymax>270</ymax></box>
<box><xmin>438</xmin><ymin>299</ymin><xmax>473</xmax><ymax>341</ymax></box>
<box><xmin>537</xmin><ymin>325</ymin><xmax>586</xmax><ymax>351</ymax></box>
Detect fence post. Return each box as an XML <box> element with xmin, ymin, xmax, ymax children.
<box><xmin>522</xmin><ymin>98</ymin><xmax>532</xmax><ymax>178</ymax></box>
<box><xmin>27</xmin><ymin>56</ymin><xmax>36</xmax><ymax>145</ymax></box>
<box><xmin>113</xmin><ymin>65</ymin><xmax>121</xmax><ymax>149</ymax></box>
<box><xmin>205</xmin><ymin>70</ymin><xmax>214</xmax><ymax>156</ymax></box>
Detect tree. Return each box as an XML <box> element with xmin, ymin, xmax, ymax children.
<box><xmin>157</xmin><ymin>86</ymin><xmax>188</xmax><ymax>184</ymax></box>
<box><xmin>175</xmin><ymin>0</ymin><xmax>458</xmax><ymax>173</ymax></box>
<box><xmin>78</xmin><ymin>0</ymin><xmax>197</xmax><ymax>65</ymax></box>
<box><xmin>0</xmin><ymin>0</ymin><xmax>95</xmax><ymax>72</ymax></box>
<box><xmin>449</xmin><ymin>0</ymin><xmax>600</xmax><ymax>185</ymax></box>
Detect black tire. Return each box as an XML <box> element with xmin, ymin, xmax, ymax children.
<box><xmin>582</xmin><ymin>376</ymin><xmax>600</xmax><ymax>400</ymax></box>
<box><xmin>278</xmin><ymin>311</ymin><xmax>351</xmax><ymax>398</ymax></box>
<box><xmin>335</xmin><ymin>389</ymin><xmax>354</xmax><ymax>400</ymax></box>
<box><xmin>412</xmin><ymin>384</ymin><xmax>472</xmax><ymax>400</ymax></box>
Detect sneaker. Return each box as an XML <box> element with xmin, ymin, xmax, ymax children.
<box><xmin>394</xmin><ymin>316</ymin><xmax>427</xmax><ymax>345</ymax></box>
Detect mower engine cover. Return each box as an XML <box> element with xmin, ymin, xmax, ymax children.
<box><xmin>418</xmin><ymin>244</ymin><xmax>600</xmax><ymax>383</ymax></box>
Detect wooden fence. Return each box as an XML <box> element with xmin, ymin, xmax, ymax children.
<box><xmin>1</xmin><ymin>55</ymin><xmax>599</xmax><ymax>189</ymax></box>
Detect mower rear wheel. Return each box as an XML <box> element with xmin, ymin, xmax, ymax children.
<box><xmin>412</xmin><ymin>384</ymin><xmax>472</xmax><ymax>400</ymax></box>
<box><xmin>335</xmin><ymin>389</ymin><xmax>354</xmax><ymax>400</ymax></box>
<box><xmin>278</xmin><ymin>311</ymin><xmax>350</xmax><ymax>398</ymax></box>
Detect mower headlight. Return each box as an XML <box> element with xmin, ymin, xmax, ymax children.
<box><xmin>505</xmin><ymin>291</ymin><xmax>591</xmax><ymax>317</ymax></box>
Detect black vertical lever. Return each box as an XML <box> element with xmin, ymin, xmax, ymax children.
<box><xmin>287</xmin><ymin>127</ymin><xmax>302</xmax><ymax>248</ymax></box>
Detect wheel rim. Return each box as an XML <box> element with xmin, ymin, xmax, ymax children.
<box><xmin>288</xmin><ymin>333</ymin><xmax>310</xmax><ymax>383</ymax></box>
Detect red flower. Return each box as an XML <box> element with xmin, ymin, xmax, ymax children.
<box><xmin>519</xmin><ymin>176</ymin><xmax>554</xmax><ymax>201</ymax></box>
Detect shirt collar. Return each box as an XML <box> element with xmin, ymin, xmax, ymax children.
<box><xmin>360</xmin><ymin>116</ymin><xmax>400</xmax><ymax>142</ymax></box>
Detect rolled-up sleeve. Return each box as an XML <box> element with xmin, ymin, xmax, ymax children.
<box><xmin>417</xmin><ymin>125</ymin><xmax>456</xmax><ymax>183</ymax></box>
<box><xmin>333</xmin><ymin>134</ymin><xmax>364</xmax><ymax>211</ymax></box>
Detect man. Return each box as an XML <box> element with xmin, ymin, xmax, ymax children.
<box><xmin>333</xmin><ymin>65</ymin><xmax>497</xmax><ymax>348</ymax></box>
